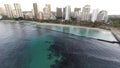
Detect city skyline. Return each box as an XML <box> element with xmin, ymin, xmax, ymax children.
<box><xmin>0</xmin><ymin>3</ymin><xmax>108</xmax><ymax>22</ymax></box>
<box><xmin>0</xmin><ymin>0</ymin><xmax>119</xmax><ymax>15</ymax></box>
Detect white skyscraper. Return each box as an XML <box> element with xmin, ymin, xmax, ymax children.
<box><xmin>74</xmin><ymin>8</ymin><xmax>81</xmax><ymax>21</ymax></box>
<box><xmin>81</xmin><ymin>5</ymin><xmax>90</xmax><ymax>21</ymax></box>
<box><xmin>43</xmin><ymin>4</ymin><xmax>51</xmax><ymax>20</ymax></box>
<box><xmin>4</xmin><ymin>4</ymin><xmax>14</xmax><ymax>18</ymax></box>
<box><xmin>14</xmin><ymin>3</ymin><xmax>23</xmax><ymax>18</ymax></box>
<box><xmin>91</xmin><ymin>9</ymin><xmax>99</xmax><ymax>22</ymax></box>
<box><xmin>97</xmin><ymin>10</ymin><xmax>108</xmax><ymax>23</ymax></box>
<box><xmin>74</xmin><ymin>8</ymin><xmax>81</xmax><ymax>18</ymax></box>
<box><xmin>65</xmin><ymin>5</ymin><xmax>71</xmax><ymax>20</ymax></box>
<box><xmin>12</xmin><ymin>9</ymin><xmax>17</xmax><ymax>18</ymax></box>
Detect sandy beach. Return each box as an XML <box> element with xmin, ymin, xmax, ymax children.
<box><xmin>0</xmin><ymin>20</ymin><xmax>110</xmax><ymax>32</ymax></box>
<box><xmin>34</xmin><ymin>22</ymin><xmax>110</xmax><ymax>32</ymax></box>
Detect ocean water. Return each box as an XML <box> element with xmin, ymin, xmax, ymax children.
<box><xmin>37</xmin><ymin>24</ymin><xmax>117</xmax><ymax>42</ymax></box>
<box><xmin>0</xmin><ymin>21</ymin><xmax>120</xmax><ymax>68</ymax></box>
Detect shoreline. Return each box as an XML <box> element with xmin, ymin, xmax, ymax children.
<box><xmin>36</xmin><ymin>22</ymin><xmax>110</xmax><ymax>32</ymax></box>
<box><xmin>0</xmin><ymin>20</ymin><xmax>110</xmax><ymax>32</ymax></box>
<box><xmin>0</xmin><ymin>20</ymin><xmax>16</xmax><ymax>22</ymax></box>
<box><xmin>111</xmin><ymin>28</ymin><xmax>120</xmax><ymax>42</ymax></box>
<box><xmin>0</xmin><ymin>20</ymin><xmax>118</xmax><ymax>42</ymax></box>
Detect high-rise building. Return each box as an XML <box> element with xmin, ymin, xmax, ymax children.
<box><xmin>97</xmin><ymin>10</ymin><xmax>108</xmax><ymax>23</ymax></box>
<box><xmin>4</xmin><ymin>4</ymin><xmax>14</xmax><ymax>18</ymax></box>
<box><xmin>38</xmin><ymin>12</ymin><xmax>43</xmax><ymax>20</ymax></box>
<box><xmin>65</xmin><ymin>5</ymin><xmax>71</xmax><ymax>20</ymax></box>
<box><xmin>23</xmin><ymin>11</ymin><xmax>33</xmax><ymax>19</ymax></box>
<box><xmin>0</xmin><ymin>7</ymin><xmax>5</xmax><ymax>15</ymax></box>
<box><xmin>43</xmin><ymin>4</ymin><xmax>51</xmax><ymax>20</ymax></box>
<box><xmin>31</xmin><ymin>9</ymin><xmax>34</xmax><ymax>17</ymax></box>
<box><xmin>81</xmin><ymin>5</ymin><xmax>90</xmax><ymax>21</ymax></box>
<box><xmin>33</xmin><ymin>3</ymin><xmax>39</xmax><ymax>19</ymax></box>
<box><xmin>91</xmin><ymin>9</ymin><xmax>99</xmax><ymax>22</ymax></box>
<box><xmin>74</xmin><ymin>8</ymin><xmax>81</xmax><ymax>17</ymax></box>
<box><xmin>14</xmin><ymin>3</ymin><xmax>23</xmax><ymax>18</ymax></box>
<box><xmin>12</xmin><ymin>9</ymin><xmax>17</xmax><ymax>18</ymax></box>
<box><xmin>56</xmin><ymin>8</ymin><xmax>62</xmax><ymax>18</ymax></box>
<box><xmin>74</xmin><ymin>8</ymin><xmax>81</xmax><ymax>12</ymax></box>
<box><xmin>46</xmin><ymin>4</ymin><xmax>51</xmax><ymax>12</ymax></box>
<box><xmin>63</xmin><ymin>7</ymin><xmax>66</xmax><ymax>19</ymax></box>
<box><xmin>74</xmin><ymin>8</ymin><xmax>81</xmax><ymax>21</ymax></box>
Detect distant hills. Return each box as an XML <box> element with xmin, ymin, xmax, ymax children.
<box><xmin>109</xmin><ymin>15</ymin><xmax>120</xmax><ymax>18</ymax></box>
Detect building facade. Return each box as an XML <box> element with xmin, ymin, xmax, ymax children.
<box><xmin>74</xmin><ymin>8</ymin><xmax>81</xmax><ymax>21</ymax></box>
<box><xmin>23</xmin><ymin>11</ymin><xmax>33</xmax><ymax>19</ymax></box>
<box><xmin>14</xmin><ymin>3</ymin><xmax>23</xmax><ymax>18</ymax></box>
<box><xmin>74</xmin><ymin>8</ymin><xmax>81</xmax><ymax>17</ymax></box>
<box><xmin>97</xmin><ymin>10</ymin><xmax>108</xmax><ymax>22</ymax></box>
<box><xmin>12</xmin><ymin>9</ymin><xmax>17</xmax><ymax>18</ymax></box>
<box><xmin>65</xmin><ymin>5</ymin><xmax>71</xmax><ymax>20</ymax></box>
<box><xmin>56</xmin><ymin>8</ymin><xmax>62</xmax><ymax>18</ymax></box>
<box><xmin>38</xmin><ymin>12</ymin><xmax>43</xmax><ymax>20</ymax></box>
<box><xmin>91</xmin><ymin>9</ymin><xmax>99</xmax><ymax>22</ymax></box>
<box><xmin>0</xmin><ymin>7</ymin><xmax>5</xmax><ymax>15</ymax></box>
<box><xmin>63</xmin><ymin>7</ymin><xmax>66</xmax><ymax>19</ymax></box>
<box><xmin>81</xmin><ymin>5</ymin><xmax>90</xmax><ymax>21</ymax></box>
<box><xmin>43</xmin><ymin>4</ymin><xmax>51</xmax><ymax>20</ymax></box>
<box><xmin>4</xmin><ymin>4</ymin><xmax>14</xmax><ymax>18</ymax></box>
<box><xmin>33</xmin><ymin>3</ymin><xmax>39</xmax><ymax>19</ymax></box>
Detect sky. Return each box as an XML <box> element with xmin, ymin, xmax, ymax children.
<box><xmin>0</xmin><ymin>0</ymin><xmax>120</xmax><ymax>15</ymax></box>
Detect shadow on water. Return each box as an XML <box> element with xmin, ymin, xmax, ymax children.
<box><xmin>0</xmin><ymin>41</ymin><xmax>32</xmax><ymax>68</ymax></box>
<box><xmin>47</xmin><ymin>33</ymin><xmax>120</xmax><ymax>68</ymax></box>
<box><xmin>0</xmin><ymin>22</ymin><xmax>120</xmax><ymax>68</ymax></box>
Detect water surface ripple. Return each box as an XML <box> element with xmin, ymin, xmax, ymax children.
<box><xmin>0</xmin><ymin>21</ymin><xmax>120</xmax><ymax>68</ymax></box>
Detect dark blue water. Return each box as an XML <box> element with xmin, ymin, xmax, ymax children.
<box><xmin>0</xmin><ymin>21</ymin><xmax>120</xmax><ymax>68</ymax></box>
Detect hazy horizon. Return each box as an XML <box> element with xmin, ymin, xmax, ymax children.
<box><xmin>0</xmin><ymin>0</ymin><xmax>120</xmax><ymax>15</ymax></box>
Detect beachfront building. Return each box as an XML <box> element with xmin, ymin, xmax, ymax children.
<box><xmin>81</xmin><ymin>5</ymin><xmax>90</xmax><ymax>21</ymax></box>
<box><xmin>33</xmin><ymin>3</ymin><xmax>39</xmax><ymax>19</ymax></box>
<box><xmin>91</xmin><ymin>9</ymin><xmax>99</xmax><ymax>22</ymax></box>
<box><xmin>74</xmin><ymin>8</ymin><xmax>81</xmax><ymax>18</ymax></box>
<box><xmin>4</xmin><ymin>4</ymin><xmax>14</xmax><ymax>18</ymax></box>
<box><xmin>97</xmin><ymin>10</ymin><xmax>108</xmax><ymax>23</ymax></box>
<box><xmin>23</xmin><ymin>11</ymin><xmax>33</xmax><ymax>19</ymax></box>
<box><xmin>56</xmin><ymin>7</ymin><xmax>62</xmax><ymax>19</ymax></box>
<box><xmin>14</xmin><ymin>3</ymin><xmax>23</xmax><ymax>18</ymax></box>
<box><xmin>65</xmin><ymin>5</ymin><xmax>71</xmax><ymax>20</ymax></box>
<box><xmin>74</xmin><ymin>8</ymin><xmax>81</xmax><ymax>21</ymax></box>
<box><xmin>38</xmin><ymin>12</ymin><xmax>44</xmax><ymax>20</ymax></box>
<box><xmin>0</xmin><ymin>7</ymin><xmax>5</xmax><ymax>15</ymax></box>
<box><xmin>63</xmin><ymin>7</ymin><xmax>66</xmax><ymax>19</ymax></box>
<box><xmin>43</xmin><ymin>4</ymin><xmax>51</xmax><ymax>20</ymax></box>
<box><xmin>12</xmin><ymin>9</ymin><xmax>17</xmax><ymax>18</ymax></box>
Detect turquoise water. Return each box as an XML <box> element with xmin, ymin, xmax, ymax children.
<box><xmin>0</xmin><ymin>21</ymin><xmax>120</xmax><ymax>68</ymax></box>
<box><xmin>37</xmin><ymin>24</ymin><xmax>117</xmax><ymax>42</ymax></box>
